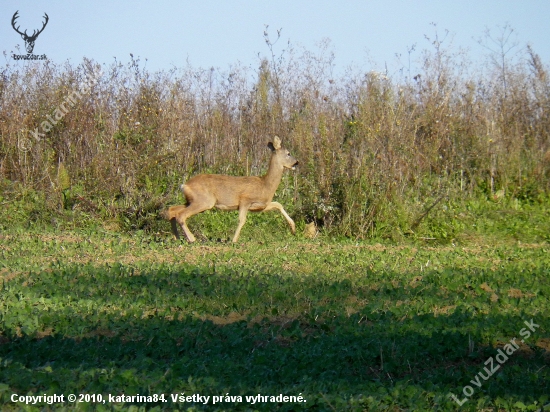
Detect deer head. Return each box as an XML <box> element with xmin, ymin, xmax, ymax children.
<box><xmin>11</xmin><ymin>11</ymin><xmax>49</xmax><ymax>54</ymax></box>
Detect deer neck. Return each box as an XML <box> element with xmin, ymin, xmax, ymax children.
<box><xmin>262</xmin><ymin>155</ymin><xmax>284</xmax><ymax>195</ymax></box>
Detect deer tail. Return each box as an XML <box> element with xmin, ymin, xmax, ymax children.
<box><xmin>162</xmin><ymin>205</ymin><xmax>185</xmax><ymax>220</ymax></box>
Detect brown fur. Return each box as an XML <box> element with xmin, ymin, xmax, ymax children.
<box><xmin>165</xmin><ymin>136</ymin><xmax>298</xmax><ymax>243</ymax></box>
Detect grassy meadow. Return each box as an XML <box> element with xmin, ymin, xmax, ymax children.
<box><xmin>0</xmin><ymin>207</ymin><xmax>549</xmax><ymax>411</ymax></box>
<box><xmin>1</xmin><ymin>27</ymin><xmax>550</xmax><ymax>410</ymax></box>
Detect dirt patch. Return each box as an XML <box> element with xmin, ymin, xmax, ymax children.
<box><xmin>409</xmin><ymin>276</ymin><xmax>423</xmax><ymax>288</ymax></box>
<box><xmin>536</xmin><ymin>338</ymin><xmax>550</xmax><ymax>353</ymax></box>
<box><xmin>36</xmin><ymin>233</ymin><xmax>85</xmax><ymax>243</ymax></box>
<box><xmin>507</xmin><ymin>288</ymin><xmax>536</xmax><ymax>299</ymax></box>
<box><xmin>35</xmin><ymin>328</ymin><xmax>54</xmax><ymax>338</ymax></box>
<box><xmin>0</xmin><ymin>268</ymin><xmax>25</xmax><ymax>282</ymax></box>
<box><xmin>508</xmin><ymin>288</ymin><xmax>524</xmax><ymax>298</ymax></box>
<box><xmin>201</xmin><ymin>311</ymin><xmax>249</xmax><ymax>325</ymax></box>
<box><xmin>80</xmin><ymin>328</ymin><xmax>117</xmax><ymax>339</ymax></box>
<box><xmin>433</xmin><ymin>305</ymin><xmax>456</xmax><ymax>316</ymax></box>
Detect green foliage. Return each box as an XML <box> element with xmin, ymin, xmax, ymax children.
<box><xmin>0</xmin><ymin>228</ymin><xmax>549</xmax><ymax>410</ymax></box>
<box><xmin>1</xmin><ymin>34</ymin><xmax>549</xmax><ymax>240</ymax></box>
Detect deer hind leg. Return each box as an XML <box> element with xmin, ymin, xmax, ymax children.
<box><xmin>263</xmin><ymin>201</ymin><xmax>296</xmax><ymax>234</ymax></box>
<box><xmin>170</xmin><ymin>217</ymin><xmax>181</xmax><ymax>239</ymax></box>
<box><xmin>167</xmin><ymin>194</ymin><xmax>215</xmax><ymax>242</ymax></box>
<box><xmin>177</xmin><ymin>210</ymin><xmax>197</xmax><ymax>243</ymax></box>
<box><xmin>165</xmin><ymin>205</ymin><xmax>187</xmax><ymax>239</ymax></box>
<box><xmin>176</xmin><ymin>199</ymin><xmax>216</xmax><ymax>242</ymax></box>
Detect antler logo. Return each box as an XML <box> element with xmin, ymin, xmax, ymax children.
<box><xmin>11</xmin><ymin>10</ymin><xmax>49</xmax><ymax>54</ymax></box>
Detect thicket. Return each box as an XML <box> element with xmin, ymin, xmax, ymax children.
<box><xmin>1</xmin><ymin>27</ymin><xmax>549</xmax><ymax>239</ymax></box>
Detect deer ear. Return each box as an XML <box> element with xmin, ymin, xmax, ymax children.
<box><xmin>267</xmin><ymin>142</ymin><xmax>275</xmax><ymax>151</ymax></box>
<box><xmin>272</xmin><ymin>136</ymin><xmax>282</xmax><ymax>150</ymax></box>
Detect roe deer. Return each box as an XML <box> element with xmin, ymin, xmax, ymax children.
<box><xmin>165</xmin><ymin>136</ymin><xmax>298</xmax><ymax>243</ymax></box>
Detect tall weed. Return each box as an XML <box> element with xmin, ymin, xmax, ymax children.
<box><xmin>1</xmin><ymin>31</ymin><xmax>548</xmax><ymax>239</ymax></box>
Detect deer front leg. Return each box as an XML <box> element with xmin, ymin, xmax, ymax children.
<box><xmin>232</xmin><ymin>204</ymin><xmax>250</xmax><ymax>243</ymax></box>
<box><xmin>263</xmin><ymin>202</ymin><xmax>296</xmax><ymax>234</ymax></box>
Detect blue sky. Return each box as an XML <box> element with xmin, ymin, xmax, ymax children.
<box><xmin>2</xmin><ymin>1</ymin><xmax>549</xmax><ymax>76</ymax></box>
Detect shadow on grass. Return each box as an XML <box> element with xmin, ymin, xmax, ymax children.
<box><xmin>0</xmin><ymin>262</ymin><xmax>548</xmax><ymax>411</ymax></box>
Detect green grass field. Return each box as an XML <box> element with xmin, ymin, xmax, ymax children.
<box><xmin>0</xmin><ymin>207</ymin><xmax>549</xmax><ymax>411</ymax></box>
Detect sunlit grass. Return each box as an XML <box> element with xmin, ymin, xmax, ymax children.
<box><xmin>1</xmin><ymin>225</ymin><xmax>548</xmax><ymax>411</ymax></box>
